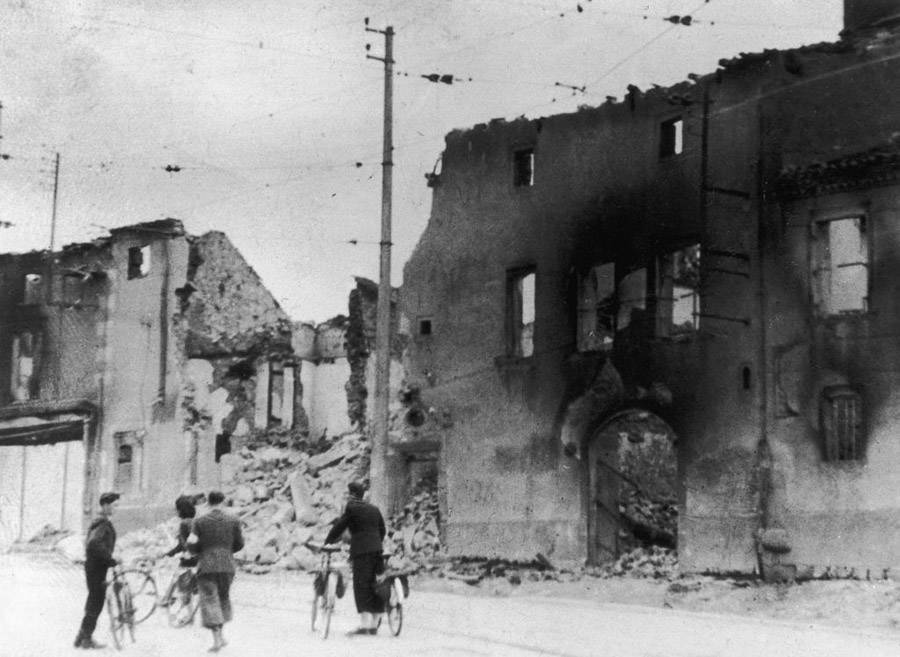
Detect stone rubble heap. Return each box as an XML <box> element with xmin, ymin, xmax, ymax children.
<box><xmin>223</xmin><ymin>432</ymin><xmax>368</xmax><ymax>574</ymax></box>
<box><xmin>437</xmin><ymin>545</ymin><xmax>679</xmax><ymax>587</ymax></box>
<box><xmin>383</xmin><ymin>485</ymin><xmax>444</xmax><ymax>572</ymax></box>
<box><xmin>596</xmin><ymin>545</ymin><xmax>678</xmax><ymax>579</ymax></box>
<box><xmin>88</xmin><ymin>429</ymin><xmax>678</xmax><ymax>585</ymax></box>
<box><xmin>112</xmin><ymin>430</ymin><xmax>448</xmax><ymax>576</ymax></box>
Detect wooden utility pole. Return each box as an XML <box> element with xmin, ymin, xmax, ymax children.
<box><xmin>366</xmin><ymin>20</ymin><xmax>394</xmax><ymax>512</ymax></box>
<box><xmin>50</xmin><ymin>152</ymin><xmax>60</xmax><ymax>251</ymax></box>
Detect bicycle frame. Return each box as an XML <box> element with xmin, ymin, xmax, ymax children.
<box><xmin>106</xmin><ymin>565</ymin><xmax>136</xmax><ymax>650</ymax></box>
<box><xmin>309</xmin><ymin>543</ymin><xmax>343</xmax><ymax>639</ymax></box>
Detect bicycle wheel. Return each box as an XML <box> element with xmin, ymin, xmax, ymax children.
<box><xmin>161</xmin><ymin>573</ymin><xmax>178</xmax><ymax>609</ymax></box>
<box><xmin>123</xmin><ymin>570</ymin><xmax>158</xmax><ymax>623</ymax></box>
<box><xmin>387</xmin><ymin>579</ymin><xmax>403</xmax><ymax>636</ymax></box>
<box><xmin>313</xmin><ymin>573</ymin><xmax>335</xmax><ymax>639</ymax></box>
<box><xmin>106</xmin><ymin>585</ymin><xmax>125</xmax><ymax>650</ymax></box>
<box><xmin>310</xmin><ymin>591</ymin><xmax>322</xmax><ymax>634</ymax></box>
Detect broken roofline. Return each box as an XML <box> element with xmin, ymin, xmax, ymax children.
<box><xmin>442</xmin><ymin>37</ymin><xmax>852</xmax><ymax>144</ymax></box>
<box><xmin>0</xmin><ymin>218</ymin><xmax>187</xmax><ymax>258</ymax></box>
<box><xmin>777</xmin><ymin>141</ymin><xmax>900</xmax><ymax>200</ymax></box>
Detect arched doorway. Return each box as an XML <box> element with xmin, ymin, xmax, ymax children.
<box><xmin>585</xmin><ymin>409</ymin><xmax>678</xmax><ymax>565</ymax></box>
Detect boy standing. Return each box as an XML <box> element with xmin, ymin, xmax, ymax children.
<box><xmin>74</xmin><ymin>491</ymin><xmax>119</xmax><ymax>649</ymax></box>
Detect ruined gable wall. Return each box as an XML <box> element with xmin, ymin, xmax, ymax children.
<box><xmin>183</xmin><ymin>231</ymin><xmax>292</xmax><ymax>357</ymax></box>
<box><xmin>347</xmin><ymin>278</ymin><xmax>403</xmax><ymax>430</ymax></box>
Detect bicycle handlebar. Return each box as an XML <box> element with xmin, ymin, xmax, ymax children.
<box><xmin>304</xmin><ymin>541</ymin><xmax>343</xmax><ymax>554</ymax></box>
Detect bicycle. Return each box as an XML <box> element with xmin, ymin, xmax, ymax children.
<box><xmin>375</xmin><ymin>557</ymin><xmax>409</xmax><ymax>637</ymax></box>
<box><xmin>120</xmin><ymin>558</ymin><xmax>159</xmax><ymax>625</ymax></box>
<box><xmin>159</xmin><ymin>559</ymin><xmax>199</xmax><ymax>627</ymax></box>
<box><xmin>106</xmin><ymin>564</ymin><xmax>137</xmax><ymax>650</ymax></box>
<box><xmin>306</xmin><ymin>542</ymin><xmax>345</xmax><ymax>639</ymax></box>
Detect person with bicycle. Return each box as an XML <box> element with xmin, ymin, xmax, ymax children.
<box><xmin>164</xmin><ymin>494</ymin><xmax>199</xmax><ymax>564</ymax></box>
<box><xmin>188</xmin><ymin>490</ymin><xmax>244</xmax><ymax>653</ymax></box>
<box><xmin>73</xmin><ymin>491</ymin><xmax>120</xmax><ymax>650</ymax></box>
<box><xmin>324</xmin><ymin>481</ymin><xmax>386</xmax><ymax>636</ymax></box>
<box><xmin>161</xmin><ymin>495</ymin><xmax>199</xmax><ymax>609</ymax></box>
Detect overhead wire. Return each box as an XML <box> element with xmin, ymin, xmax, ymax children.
<box><xmin>36</xmin><ymin>5</ymin><xmax>373</xmax><ymax>70</ymax></box>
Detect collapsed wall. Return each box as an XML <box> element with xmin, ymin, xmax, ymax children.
<box><xmin>112</xmin><ymin>428</ymin><xmax>443</xmax><ymax>574</ymax></box>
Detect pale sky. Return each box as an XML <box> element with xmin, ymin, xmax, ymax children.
<box><xmin>0</xmin><ymin>0</ymin><xmax>842</xmax><ymax>322</ymax></box>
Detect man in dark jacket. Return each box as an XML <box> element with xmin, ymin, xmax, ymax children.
<box><xmin>188</xmin><ymin>490</ymin><xmax>244</xmax><ymax>653</ymax></box>
<box><xmin>74</xmin><ymin>491</ymin><xmax>119</xmax><ymax>649</ymax></box>
<box><xmin>325</xmin><ymin>481</ymin><xmax>386</xmax><ymax>635</ymax></box>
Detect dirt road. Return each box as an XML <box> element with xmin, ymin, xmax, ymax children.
<box><xmin>4</xmin><ymin>551</ymin><xmax>899</xmax><ymax>657</ymax></box>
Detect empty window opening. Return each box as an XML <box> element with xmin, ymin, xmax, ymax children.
<box><xmin>742</xmin><ymin>366</ymin><xmax>752</xmax><ymax>390</ymax></box>
<box><xmin>577</xmin><ymin>263</ymin><xmax>616</xmax><ymax>352</ymax></box>
<box><xmin>507</xmin><ymin>268</ymin><xmax>535</xmax><ymax>357</ymax></box>
<box><xmin>419</xmin><ymin>318</ymin><xmax>433</xmax><ymax>336</ymax></box>
<box><xmin>268</xmin><ymin>361</ymin><xmax>285</xmax><ymax>426</ymax></box>
<box><xmin>10</xmin><ymin>332</ymin><xmax>38</xmax><ymax>402</ymax></box>
<box><xmin>23</xmin><ymin>273</ymin><xmax>43</xmax><ymax>305</ymax></box>
<box><xmin>215</xmin><ymin>433</ymin><xmax>232</xmax><ymax>463</ymax></box>
<box><xmin>513</xmin><ymin>148</ymin><xmax>534</xmax><ymax>187</ymax></box>
<box><xmin>113</xmin><ymin>431</ymin><xmax>142</xmax><ymax>494</ymax></box>
<box><xmin>617</xmin><ymin>268</ymin><xmax>647</xmax><ymax>332</ymax></box>
<box><xmin>62</xmin><ymin>274</ymin><xmax>83</xmax><ymax>305</ymax></box>
<box><xmin>812</xmin><ymin>216</ymin><xmax>868</xmax><ymax>315</ymax></box>
<box><xmin>226</xmin><ymin>360</ymin><xmax>255</xmax><ymax>380</ymax></box>
<box><xmin>127</xmin><ymin>245</ymin><xmax>152</xmax><ymax>279</ymax></box>
<box><xmin>657</xmin><ymin>244</ymin><xmax>700</xmax><ymax>335</ymax></box>
<box><xmin>660</xmin><ymin>118</ymin><xmax>683</xmax><ymax>157</ymax></box>
<box><xmin>820</xmin><ymin>385</ymin><xmax>863</xmax><ymax>461</ymax></box>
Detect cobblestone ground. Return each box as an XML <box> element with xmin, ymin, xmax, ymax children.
<box><xmin>4</xmin><ymin>551</ymin><xmax>900</xmax><ymax>657</ymax></box>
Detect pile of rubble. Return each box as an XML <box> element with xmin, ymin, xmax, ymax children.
<box><xmin>383</xmin><ymin>484</ymin><xmax>444</xmax><ymax>572</ymax></box>
<box><xmin>103</xmin><ymin>431</ymin><xmax>370</xmax><ymax>572</ymax></box>
<box><xmin>114</xmin><ymin>429</ymin><xmax>449</xmax><ymax>576</ymax></box>
<box><xmin>593</xmin><ymin>546</ymin><xmax>678</xmax><ymax>579</ymax></box>
<box><xmin>108</xmin><ymin>428</ymin><xmax>675</xmax><ymax>583</ymax></box>
<box><xmin>224</xmin><ymin>431</ymin><xmax>368</xmax><ymax>574</ymax></box>
<box><xmin>618</xmin><ymin>489</ymin><xmax>678</xmax><ymax>550</ymax></box>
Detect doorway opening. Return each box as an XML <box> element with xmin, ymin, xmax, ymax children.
<box><xmin>586</xmin><ymin>409</ymin><xmax>678</xmax><ymax>565</ymax></box>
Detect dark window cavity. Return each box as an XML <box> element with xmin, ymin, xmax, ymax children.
<box><xmin>616</xmin><ymin>267</ymin><xmax>647</xmax><ymax>333</ymax></box>
<box><xmin>419</xmin><ymin>318</ymin><xmax>433</xmax><ymax>336</ymax></box>
<box><xmin>114</xmin><ymin>431</ymin><xmax>142</xmax><ymax>493</ymax></box>
<box><xmin>742</xmin><ymin>366</ymin><xmax>752</xmax><ymax>390</ymax></box>
<box><xmin>62</xmin><ymin>274</ymin><xmax>83</xmax><ymax>305</ymax></box>
<box><xmin>215</xmin><ymin>433</ymin><xmax>232</xmax><ymax>463</ymax></box>
<box><xmin>127</xmin><ymin>245</ymin><xmax>151</xmax><ymax>279</ymax></box>
<box><xmin>10</xmin><ymin>332</ymin><xmax>38</xmax><ymax>402</ymax></box>
<box><xmin>513</xmin><ymin>148</ymin><xmax>534</xmax><ymax>187</ymax></box>
<box><xmin>23</xmin><ymin>273</ymin><xmax>43</xmax><ymax>305</ymax></box>
<box><xmin>660</xmin><ymin>117</ymin><xmax>683</xmax><ymax>158</ymax></box>
<box><xmin>656</xmin><ymin>244</ymin><xmax>700</xmax><ymax>336</ymax></box>
<box><xmin>820</xmin><ymin>385</ymin><xmax>863</xmax><ymax>461</ymax></box>
<box><xmin>507</xmin><ymin>268</ymin><xmax>535</xmax><ymax>357</ymax></box>
<box><xmin>268</xmin><ymin>361</ymin><xmax>285</xmax><ymax>425</ymax></box>
<box><xmin>577</xmin><ymin>263</ymin><xmax>616</xmax><ymax>352</ymax></box>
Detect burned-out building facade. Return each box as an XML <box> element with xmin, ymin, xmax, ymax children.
<box><xmin>0</xmin><ymin>219</ymin><xmax>296</xmax><ymax>541</ymax></box>
<box><xmin>402</xmin><ymin>1</ymin><xmax>900</xmax><ymax>575</ymax></box>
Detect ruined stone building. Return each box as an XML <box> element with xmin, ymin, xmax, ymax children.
<box><xmin>0</xmin><ymin>219</ymin><xmax>296</xmax><ymax>540</ymax></box>
<box><xmin>401</xmin><ymin>0</ymin><xmax>900</xmax><ymax>576</ymax></box>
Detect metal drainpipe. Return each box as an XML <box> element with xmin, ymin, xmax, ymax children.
<box><xmin>755</xmin><ymin>103</ymin><xmax>772</xmax><ymax>575</ymax></box>
<box><xmin>158</xmin><ymin>239</ymin><xmax>170</xmax><ymax>406</ymax></box>
<box><xmin>89</xmin><ymin>274</ymin><xmax>112</xmax><ymax>526</ymax></box>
